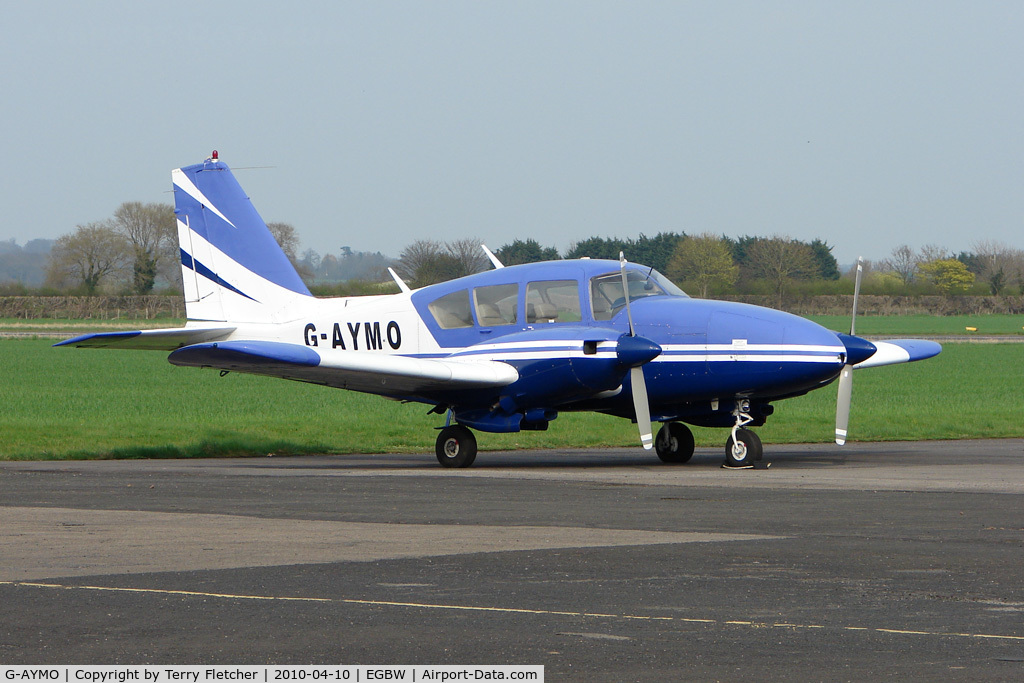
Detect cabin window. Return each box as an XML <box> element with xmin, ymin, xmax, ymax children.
<box><xmin>473</xmin><ymin>283</ymin><xmax>519</xmax><ymax>327</ymax></box>
<box><xmin>428</xmin><ymin>289</ymin><xmax>473</xmax><ymax>329</ymax></box>
<box><xmin>525</xmin><ymin>280</ymin><xmax>581</xmax><ymax>323</ymax></box>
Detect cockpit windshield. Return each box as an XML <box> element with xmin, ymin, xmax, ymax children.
<box><xmin>590</xmin><ymin>268</ymin><xmax>687</xmax><ymax>321</ymax></box>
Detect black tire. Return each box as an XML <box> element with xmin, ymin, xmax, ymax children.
<box><xmin>725</xmin><ymin>428</ymin><xmax>762</xmax><ymax>467</ymax></box>
<box><xmin>655</xmin><ymin>422</ymin><xmax>695</xmax><ymax>464</ymax></box>
<box><xmin>435</xmin><ymin>425</ymin><xmax>478</xmax><ymax>468</ymax></box>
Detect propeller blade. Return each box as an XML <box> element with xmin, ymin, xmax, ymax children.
<box><xmin>835</xmin><ymin>365</ymin><xmax>853</xmax><ymax>445</ymax></box>
<box><xmin>835</xmin><ymin>256</ymin><xmax>864</xmax><ymax>446</ymax></box>
<box><xmin>850</xmin><ymin>256</ymin><xmax>863</xmax><ymax>335</ymax></box>
<box><xmin>630</xmin><ymin>366</ymin><xmax>653</xmax><ymax>449</ymax></box>
<box><xmin>619</xmin><ymin>251</ymin><xmax>636</xmax><ymax>337</ymax></box>
<box><xmin>620</xmin><ymin>252</ymin><xmax>654</xmax><ymax>450</ymax></box>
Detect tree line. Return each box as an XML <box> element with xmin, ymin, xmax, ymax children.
<box><xmin>5</xmin><ymin>201</ymin><xmax>1023</xmax><ymax>302</ymax></box>
<box><xmin>388</xmin><ymin>234</ymin><xmax>1024</xmax><ymax>302</ymax></box>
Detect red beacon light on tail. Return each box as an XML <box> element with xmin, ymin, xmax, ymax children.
<box><xmin>210</xmin><ymin>150</ymin><xmax>219</xmax><ymax>161</ymax></box>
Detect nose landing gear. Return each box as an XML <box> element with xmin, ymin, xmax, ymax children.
<box><xmin>724</xmin><ymin>400</ymin><xmax>763</xmax><ymax>468</ymax></box>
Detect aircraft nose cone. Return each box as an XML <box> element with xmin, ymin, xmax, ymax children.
<box><xmin>616</xmin><ymin>334</ymin><xmax>662</xmax><ymax>368</ymax></box>
<box><xmin>837</xmin><ymin>333</ymin><xmax>877</xmax><ymax>366</ymax></box>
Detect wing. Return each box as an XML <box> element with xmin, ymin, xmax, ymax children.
<box><xmin>54</xmin><ymin>327</ymin><xmax>236</xmax><ymax>350</ymax></box>
<box><xmin>167</xmin><ymin>341</ymin><xmax>519</xmax><ymax>394</ymax></box>
<box><xmin>854</xmin><ymin>339</ymin><xmax>942</xmax><ymax>369</ymax></box>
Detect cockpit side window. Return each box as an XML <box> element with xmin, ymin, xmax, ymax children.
<box><xmin>473</xmin><ymin>283</ymin><xmax>519</xmax><ymax>327</ymax></box>
<box><xmin>525</xmin><ymin>280</ymin><xmax>581</xmax><ymax>323</ymax></box>
<box><xmin>590</xmin><ymin>269</ymin><xmax>684</xmax><ymax>321</ymax></box>
<box><xmin>428</xmin><ymin>289</ymin><xmax>473</xmax><ymax>329</ymax></box>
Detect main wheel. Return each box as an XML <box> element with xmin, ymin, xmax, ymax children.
<box><xmin>724</xmin><ymin>428</ymin><xmax>762</xmax><ymax>468</ymax></box>
<box><xmin>435</xmin><ymin>425</ymin><xmax>478</xmax><ymax>468</ymax></box>
<box><xmin>655</xmin><ymin>422</ymin><xmax>695</xmax><ymax>464</ymax></box>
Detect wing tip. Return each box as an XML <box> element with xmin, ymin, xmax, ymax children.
<box><xmin>53</xmin><ymin>331</ymin><xmax>143</xmax><ymax>348</ymax></box>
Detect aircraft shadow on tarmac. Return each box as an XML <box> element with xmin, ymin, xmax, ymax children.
<box><xmin>244</xmin><ymin>446</ymin><xmax>858</xmax><ymax>471</ymax></box>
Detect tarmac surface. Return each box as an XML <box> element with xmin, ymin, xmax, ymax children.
<box><xmin>2</xmin><ymin>440</ymin><xmax>1024</xmax><ymax>680</ymax></box>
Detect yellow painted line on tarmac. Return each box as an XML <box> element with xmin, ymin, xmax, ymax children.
<box><xmin>877</xmin><ymin>628</ymin><xmax>940</xmax><ymax>636</ymax></box>
<box><xmin>341</xmin><ymin>597</ymin><xmax>583</xmax><ymax>617</ymax></box>
<box><xmin>4</xmin><ymin>580</ymin><xmax>1024</xmax><ymax>642</ymax></box>
<box><xmin>9</xmin><ymin>581</ymin><xmax>333</xmax><ymax>603</ymax></box>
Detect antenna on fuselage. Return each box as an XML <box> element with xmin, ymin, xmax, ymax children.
<box><xmin>481</xmin><ymin>244</ymin><xmax>504</xmax><ymax>269</ymax></box>
<box><xmin>388</xmin><ymin>267</ymin><xmax>412</xmax><ymax>294</ymax></box>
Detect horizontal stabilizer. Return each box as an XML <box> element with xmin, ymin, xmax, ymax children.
<box><xmin>169</xmin><ymin>341</ymin><xmax>520</xmax><ymax>394</ymax></box>
<box><xmin>55</xmin><ymin>327</ymin><xmax>235</xmax><ymax>350</ymax></box>
<box><xmin>854</xmin><ymin>339</ymin><xmax>942</xmax><ymax>369</ymax></box>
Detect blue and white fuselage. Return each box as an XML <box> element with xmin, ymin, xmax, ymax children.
<box><xmin>58</xmin><ymin>155</ymin><xmax>941</xmax><ymax>467</ymax></box>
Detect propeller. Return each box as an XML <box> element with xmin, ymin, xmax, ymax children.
<box><xmin>618</xmin><ymin>252</ymin><xmax>661</xmax><ymax>449</ymax></box>
<box><xmin>835</xmin><ymin>257</ymin><xmax>864</xmax><ymax>445</ymax></box>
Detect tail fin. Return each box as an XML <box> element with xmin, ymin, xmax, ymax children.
<box><xmin>172</xmin><ymin>154</ymin><xmax>312</xmax><ymax>323</ymax></box>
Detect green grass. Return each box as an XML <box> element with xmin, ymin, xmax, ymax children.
<box><xmin>805</xmin><ymin>314</ymin><xmax>1024</xmax><ymax>336</ymax></box>
<box><xmin>0</xmin><ymin>317</ymin><xmax>185</xmax><ymax>332</ymax></box>
<box><xmin>1</xmin><ymin>339</ymin><xmax>1021</xmax><ymax>460</ymax></box>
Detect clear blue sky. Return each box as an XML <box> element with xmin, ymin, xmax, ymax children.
<box><xmin>2</xmin><ymin>1</ymin><xmax>1021</xmax><ymax>267</ymax></box>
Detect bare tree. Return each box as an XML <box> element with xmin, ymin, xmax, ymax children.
<box><xmin>971</xmin><ymin>240</ymin><xmax>1024</xmax><ymax>296</ymax></box>
<box><xmin>395</xmin><ymin>239</ymin><xmax>445</xmax><ymax>283</ymax></box>
<box><xmin>445</xmin><ymin>237</ymin><xmax>490</xmax><ymax>276</ymax></box>
<box><xmin>267</xmin><ymin>222</ymin><xmax>300</xmax><ymax>262</ymax></box>
<box><xmin>46</xmin><ymin>222</ymin><xmax>131</xmax><ymax>294</ymax></box>
<box><xmin>300</xmin><ymin>248</ymin><xmax>322</xmax><ymax>272</ymax></box>
<box><xmin>265</xmin><ymin>222</ymin><xmax>315</xmax><ymax>282</ymax></box>
<box><xmin>879</xmin><ymin>244</ymin><xmax>918</xmax><ymax>286</ymax></box>
<box><xmin>918</xmin><ymin>244</ymin><xmax>948</xmax><ymax>263</ymax></box>
<box><xmin>111</xmin><ymin>202</ymin><xmax>176</xmax><ymax>294</ymax></box>
<box><xmin>744</xmin><ymin>235</ymin><xmax>818</xmax><ymax>306</ymax></box>
<box><xmin>396</xmin><ymin>238</ymin><xmax>489</xmax><ymax>287</ymax></box>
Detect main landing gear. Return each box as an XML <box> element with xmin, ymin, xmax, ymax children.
<box><xmin>436</xmin><ymin>424</ymin><xmax>477</xmax><ymax>468</ymax></box>
<box><xmin>655</xmin><ymin>422</ymin><xmax>696</xmax><ymax>463</ymax></box>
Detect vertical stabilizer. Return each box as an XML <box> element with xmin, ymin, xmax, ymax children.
<box><xmin>172</xmin><ymin>154</ymin><xmax>312</xmax><ymax>323</ymax></box>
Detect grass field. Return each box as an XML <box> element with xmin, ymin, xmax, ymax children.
<box><xmin>0</xmin><ymin>317</ymin><xmax>185</xmax><ymax>332</ymax></box>
<box><xmin>1</xmin><ymin>338</ymin><xmax>1021</xmax><ymax>460</ymax></box>
<box><xmin>805</xmin><ymin>314</ymin><xmax>1024</xmax><ymax>336</ymax></box>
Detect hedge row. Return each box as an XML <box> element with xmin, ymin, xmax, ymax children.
<box><xmin>0</xmin><ymin>296</ymin><xmax>185</xmax><ymax>319</ymax></box>
<box><xmin>3</xmin><ymin>294</ymin><xmax>1024</xmax><ymax>320</ymax></box>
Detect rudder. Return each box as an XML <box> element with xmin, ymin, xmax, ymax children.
<box><xmin>172</xmin><ymin>153</ymin><xmax>312</xmax><ymax>323</ymax></box>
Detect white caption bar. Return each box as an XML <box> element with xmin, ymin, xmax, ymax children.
<box><xmin>1</xmin><ymin>667</ymin><xmax>543</xmax><ymax>683</ymax></box>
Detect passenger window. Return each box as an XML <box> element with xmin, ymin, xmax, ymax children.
<box><xmin>428</xmin><ymin>290</ymin><xmax>473</xmax><ymax>329</ymax></box>
<box><xmin>474</xmin><ymin>283</ymin><xmax>519</xmax><ymax>327</ymax></box>
<box><xmin>525</xmin><ymin>280</ymin><xmax>581</xmax><ymax>323</ymax></box>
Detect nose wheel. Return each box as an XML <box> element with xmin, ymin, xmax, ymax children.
<box><xmin>725</xmin><ymin>428</ymin><xmax>762</xmax><ymax>468</ymax></box>
<box><xmin>723</xmin><ymin>399</ymin><xmax>762</xmax><ymax>468</ymax></box>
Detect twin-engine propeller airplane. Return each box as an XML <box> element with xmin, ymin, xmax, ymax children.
<box><xmin>58</xmin><ymin>153</ymin><xmax>941</xmax><ymax>468</ymax></box>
